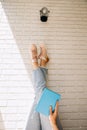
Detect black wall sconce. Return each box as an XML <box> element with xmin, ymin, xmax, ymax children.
<box><xmin>40</xmin><ymin>7</ymin><xmax>50</xmax><ymax>22</ymax></box>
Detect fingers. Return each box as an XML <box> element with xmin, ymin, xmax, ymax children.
<box><xmin>50</xmin><ymin>106</ymin><xmax>53</xmax><ymax>115</ymax></box>
<box><xmin>55</xmin><ymin>101</ymin><xmax>59</xmax><ymax>114</ymax></box>
<box><xmin>49</xmin><ymin>101</ymin><xmax>59</xmax><ymax>115</ymax></box>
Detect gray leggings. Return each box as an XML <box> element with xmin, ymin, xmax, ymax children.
<box><xmin>25</xmin><ymin>67</ymin><xmax>63</xmax><ymax>130</ymax></box>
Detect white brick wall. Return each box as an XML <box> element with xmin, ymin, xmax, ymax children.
<box><xmin>0</xmin><ymin>0</ymin><xmax>87</xmax><ymax>130</ymax></box>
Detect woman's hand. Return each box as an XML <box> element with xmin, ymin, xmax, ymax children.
<box><xmin>49</xmin><ymin>101</ymin><xmax>59</xmax><ymax>130</ymax></box>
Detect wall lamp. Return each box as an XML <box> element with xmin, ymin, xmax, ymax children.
<box><xmin>40</xmin><ymin>7</ymin><xmax>50</xmax><ymax>22</ymax></box>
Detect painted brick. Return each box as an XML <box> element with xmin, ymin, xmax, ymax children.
<box><xmin>0</xmin><ymin>0</ymin><xmax>87</xmax><ymax>130</ymax></box>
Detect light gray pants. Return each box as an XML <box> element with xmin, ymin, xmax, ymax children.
<box><xmin>25</xmin><ymin>67</ymin><xmax>63</xmax><ymax>130</ymax></box>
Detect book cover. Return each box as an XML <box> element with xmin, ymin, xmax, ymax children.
<box><xmin>35</xmin><ymin>88</ymin><xmax>61</xmax><ymax>116</ymax></box>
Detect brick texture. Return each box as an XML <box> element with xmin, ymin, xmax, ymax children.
<box><xmin>0</xmin><ymin>0</ymin><xmax>87</xmax><ymax>130</ymax></box>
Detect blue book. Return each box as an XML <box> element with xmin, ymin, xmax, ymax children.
<box><xmin>35</xmin><ymin>88</ymin><xmax>61</xmax><ymax>116</ymax></box>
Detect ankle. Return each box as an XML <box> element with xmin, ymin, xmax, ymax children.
<box><xmin>32</xmin><ymin>62</ymin><xmax>39</xmax><ymax>69</ymax></box>
<box><xmin>40</xmin><ymin>60</ymin><xmax>47</xmax><ymax>67</ymax></box>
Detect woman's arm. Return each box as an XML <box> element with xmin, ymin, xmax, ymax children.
<box><xmin>49</xmin><ymin>101</ymin><xmax>59</xmax><ymax>130</ymax></box>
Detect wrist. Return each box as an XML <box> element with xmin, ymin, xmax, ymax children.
<box><xmin>52</xmin><ymin>123</ymin><xmax>58</xmax><ymax>129</ymax></box>
<box><xmin>52</xmin><ymin>124</ymin><xmax>59</xmax><ymax>130</ymax></box>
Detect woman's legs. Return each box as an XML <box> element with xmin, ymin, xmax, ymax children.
<box><xmin>25</xmin><ymin>44</ymin><xmax>63</xmax><ymax>130</ymax></box>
